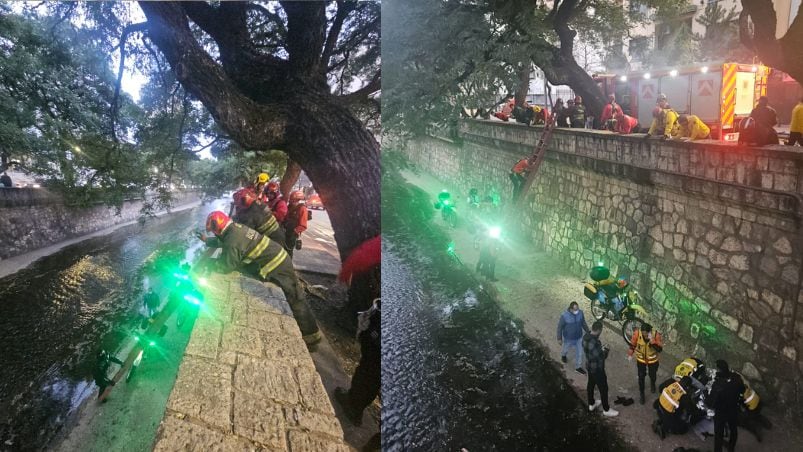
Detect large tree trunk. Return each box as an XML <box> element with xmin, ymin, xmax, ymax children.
<box><xmin>514</xmin><ymin>65</ymin><xmax>531</xmax><ymax>107</ymax></box>
<box><xmin>539</xmin><ymin>49</ymin><xmax>606</xmax><ymax>120</ymax></box>
<box><xmin>139</xmin><ymin>2</ymin><xmax>379</xmax><ymax>261</ymax></box>
<box><xmin>740</xmin><ymin>0</ymin><xmax>803</xmax><ymax>86</ymax></box>
<box><xmin>284</xmin><ymin>98</ymin><xmax>381</xmax><ymax>261</ymax></box>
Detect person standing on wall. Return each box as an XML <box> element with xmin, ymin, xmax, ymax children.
<box><xmin>569</xmin><ymin>95</ymin><xmax>586</xmax><ymax>128</ymax></box>
<box><xmin>788</xmin><ymin>97</ymin><xmax>803</xmax><ymax>146</ymax></box>
<box><xmin>583</xmin><ymin>320</ymin><xmax>618</xmax><ymax>417</ymax></box>
<box><xmin>627</xmin><ymin>322</ymin><xmax>663</xmax><ymax>404</ymax></box>
<box><xmin>558</xmin><ymin>301</ymin><xmax>590</xmax><ymax>375</ymax></box>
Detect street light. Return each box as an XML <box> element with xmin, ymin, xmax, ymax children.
<box><xmin>619</xmin><ymin>75</ymin><xmax>627</xmax><ymax>82</ymax></box>
<box><xmin>643</xmin><ymin>73</ymin><xmax>651</xmax><ymax>79</ymax></box>
<box><xmin>751</xmin><ymin>65</ymin><xmax>758</xmax><ymax>72</ymax></box>
<box><xmin>669</xmin><ymin>69</ymin><xmax>678</xmax><ymax>77</ymax></box>
<box><xmin>701</xmin><ymin>66</ymin><xmax>709</xmax><ymax>73</ymax></box>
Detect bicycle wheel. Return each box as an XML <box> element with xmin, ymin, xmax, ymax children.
<box><xmin>621</xmin><ymin>317</ymin><xmax>644</xmax><ymax>345</ymax></box>
<box><xmin>589</xmin><ymin>299</ymin><xmax>607</xmax><ymax>321</ymax></box>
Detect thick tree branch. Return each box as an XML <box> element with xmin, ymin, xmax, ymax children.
<box><xmin>281</xmin><ymin>1</ymin><xmax>328</xmax><ymax>72</ymax></box>
<box><xmin>111</xmin><ymin>22</ymin><xmax>148</xmax><ymax>143</ymax></box>
<box><xmin>740</xmin><ymin>0</ymin><xmax>803</xmax><ymax>84</ymax></box>
<box><xmin>322</xmin><ymin>1</ymin><xmax>356</xmax><ymax>68</ymax></box>
<box><xmin>337</xmin><ymin>71</ymin><xmax>380</xmax><ymax>104</ymax></box>
<box><xmin>139</xmin><ymin>2</ymin><xmax>289</xmax><ymax>150</ymax></box>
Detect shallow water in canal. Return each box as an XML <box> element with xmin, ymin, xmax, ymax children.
<box><xmin>0</xmin><ymin>200</ymin><xmax>226</xmax><ymax>450</ymax></box>
<box><xmin>381</xmin><ymin>166</ymin><xmax>630</xmax><ymax>451</ymax></box>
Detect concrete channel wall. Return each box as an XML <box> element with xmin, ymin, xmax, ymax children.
<box><xmin>399</xmin><ymin>119</ymin><xmax>803</xmax><ymax>413</ymax></box>
<box><xmin>152</xmin><ymin>272</ymin><xmax>350</xmax><ymax>451</ymax></box>
<box><xmin>0</xmin><ymin>190</ymin><xmax>200</xmax><ymax>260</ymax></box>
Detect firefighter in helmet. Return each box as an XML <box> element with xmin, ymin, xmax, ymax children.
<box><xmin>653</xmin><ymin>376</ymin><xmax>695</xmax><ymax>439</ymax></box>
<box><xmin>231</xmin><ymin>188</ymin><xmax>286</xmax><ymax>244</ymax></box>
<box><xmin>284</xmin><ymin>190</ymin><xmax>308</xmax><ymax>258</ymax></box>
<box><xmin>265</xmin><ymin>181</ymin><xmax>288</xmax><ymax>223</ymax></box>
<box><xmin>201</xmin><ymin>211</ymin><xmax>321</xmax><ymax>344</ymax></box>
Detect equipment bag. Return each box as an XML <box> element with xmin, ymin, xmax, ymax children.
<box><xmin>583</xmin><ymin>283</ymin><xmax>598</xmax><ymax>301</ymax></box>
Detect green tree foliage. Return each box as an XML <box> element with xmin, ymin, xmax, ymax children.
<box><xmin>0</xmin><ymin>9</ymin><xmax>143</xmax><ymax>206</ymax></box>
<box><xmin>695</xmin><ymin>2</ymin><xmax>754</xmax><ymax>63</ymax></box>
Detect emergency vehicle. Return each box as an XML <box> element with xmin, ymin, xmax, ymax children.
<box><xmin>593</xmin><ymin>62</ymin><xmax>770</xmax><ymax>141</ymax></box>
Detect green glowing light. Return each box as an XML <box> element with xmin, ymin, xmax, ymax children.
<box><xmin>198</xmin><ymin>277</ymin><xmax>208</xmax><ymax>287</ymax></box>
<box><xmin>701</xmin><ymin>325</ymin><xmax>717</xmax><ymax>337</ymax></box>
<box><xmin>597</xmin><ymin>261</ymin><xmax>604</xmax><ymax>266</ymax></box>
<box><xmin>447</xmin><ymin>242</ymin><xmax>455</xmax><ymax>253</ymax></box>
<box><xmin>134</xmin><ymin>335</ymin><xmax>140</xmax><ymax>342</ymax></box>
<box><xmin>183</xmin><ymin>294</ymin><xmax>202</xmax><ymax>305</ymax></box>
<box><xmin>442</xmin><ymin>199</ymin><xmax>451</xmax><ymax>206</ymax></box>
<box><xmin>148</xmin><ymin>340</ymin><xmax>156</xmax><ymax>347</ymax></box>
<box><xmin>488</xmin><ymin>226</ymin><xmax>501</xmax><ymax>239</ymax></box>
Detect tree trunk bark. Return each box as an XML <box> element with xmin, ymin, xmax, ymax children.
<box><xmin>541</xmin><ymin>52</ymin><xmax>606</xmax><ymax>121</ymax></box>
<box><xmin>285</xmin><ymin>97</ymin><xmax>380</xmax><ymax>262</ymax></box>
<box><xmin>514</xmin><ymin>65</ymin><xmax>531</xmax><ymax>107</ymax></box>
<box><xmin>280</xmin><ymin>160</ymin><xmax>301</xmax><ymax>199</ymax></box>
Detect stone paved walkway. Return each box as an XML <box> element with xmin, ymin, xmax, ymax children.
<box><xmin>152</xmin><ymin>273</ymin><xmax>352</xmax><ymax>451</ymax></box>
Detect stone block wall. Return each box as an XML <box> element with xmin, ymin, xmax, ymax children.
<box><xmin>0</xmin><ymin>190</ymin><xmax>200</xmax><ymax>260</ymax></box>
<box><xmin>399</xmin><ymin>119</ymin><xmax>803</xmax><ymax>413</ymax></box>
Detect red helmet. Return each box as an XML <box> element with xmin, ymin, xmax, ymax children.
<box><xmin>266</xmin><ymin>181</ymin><xmax>279</xmax><ymax>192</ymax></box>
<box><xmin>206</xmin><ymin>211</ymin><xmax>232</xmax><ymax>236</ymax></box>
<box><xmin>235</xmin><ymin>189</ymin><xmax>258</xmax><ymax>209</ymax></box>
<box><xmin>289</xmin><ymin>190</ymin><xmax>305</xmax><ymax>203</ymax></box>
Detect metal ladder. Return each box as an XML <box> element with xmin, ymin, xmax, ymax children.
<box><xmin>514</xmin><ymin>90</ymin><xmax>558</xmax><ymax>207</ymax></box>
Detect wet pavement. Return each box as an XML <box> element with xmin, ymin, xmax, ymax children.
<box><xmin>0</xmin><ymin>199</ymin><xmax>229</xmax><ymax>450</ymax></box>
<box><xmin>381</xmin><ymin>167</ymin><xmax>632</xmax><ymax>451</ymax></box>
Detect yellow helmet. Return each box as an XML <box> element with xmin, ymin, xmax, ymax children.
<box><xmin>257</xmin><ymin>173</ymin><xmax>269</xmax><ymax>184</ymax></box>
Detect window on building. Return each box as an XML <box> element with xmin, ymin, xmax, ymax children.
<box><xmin>629</xmin><ymin>36</ymin><xmax>650</xmax><ymax>62</ymax></box>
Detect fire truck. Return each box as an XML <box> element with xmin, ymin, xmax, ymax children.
<box><xmin>593</xmin><ymin>62</ymin><xmax>769</xmax><ymax>140</ymax></box>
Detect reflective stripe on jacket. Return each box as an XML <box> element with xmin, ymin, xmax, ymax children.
<box><xmin>628</xmin><ymin>330</ymin><xmax>662</xmax><ymax>364</ymax></box>
<box><xmin>734</xmin><ymin>371</ymin><xmax>760</xmax><ymax>410</ymax></box>
<box><xmin>659</xmin><ymin>381</ymin><xmax>686</xmax><ymax>413</ymax></box>
<box><xmin>218</xmin><ymin>223</ymin><xmax>288</xmax><ymax>278</ymax></box>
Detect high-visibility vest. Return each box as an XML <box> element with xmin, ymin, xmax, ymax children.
<box><xmin>632</xmin><ymin>330</ymin><xmax>659</xmax><ymax>364</ymax></box>
<box><xmin>734</xmin><ymin>371</ymin><xmax>760</xmax><ymax>410</ymax></box>
<box><xmin>674</xmin><ymin>358</ymin><xmax>701</xmax><ymax>380</ymax></box>
<box><xmin>659</xmin><ymin>381</ymin><xmax>686</xmax><ymax>414</ymax></box>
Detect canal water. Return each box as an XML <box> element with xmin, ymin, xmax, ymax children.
<box><xmin>381</xmin><ymin>165</ymin><xmax>631</xmax><ymax>451</ymax></box>
<box><xmin>0</xmin><ymin>200</ymin><xmax>226</xmax><ymax>450</ymax></box>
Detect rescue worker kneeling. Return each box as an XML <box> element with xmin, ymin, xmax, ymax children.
<box><xmin>654</xmin><ymin>376</ymin><xmax>695</xmax><ymax>439</ymax></box>
<box><xmin>232</xmin><ymin>188</ymin><xmax>286</xmax><ymax>245</ymax></box>
<box><xmin>200</xmin><ymin>211</ymin><xmax>321</xmax><ymax>345</ymax></box>
<box><xmin>735</xmin><ymin>370</ymin><xmax>773</xmax><ymax>442</ymax></box>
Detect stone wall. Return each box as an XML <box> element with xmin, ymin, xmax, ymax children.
<box><xmin>399</xmin><ymin>119</ymin><xmax>803</xmax><ymax>413</ymax></box>
<box><xmin>153</xmin><ymin>272</ymin><xmax>349</xmax><ymax>451</ymax></box>
<box><xmin>0</xmin><ymin>190</ymin><xmax>200</xmax><ymax>260</ymax></box>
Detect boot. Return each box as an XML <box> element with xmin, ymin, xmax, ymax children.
<box><xmin>334</xmin><ymin>387</ymin><xmax>363</xmax><ymax>426</ymax></box>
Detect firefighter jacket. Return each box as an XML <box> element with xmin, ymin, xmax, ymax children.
<box><xmin>734</xmin><ymin>371</ymin><xmax>760</xmax><ymax>411</ymax></box>
<box><xmin>600</xmin><ymin>102</ymin><xmax>622</xmax><ymax>125</ymax></box>
<box><xmin>285</xmin><ymin>203</ymin><xmax>308</xmax><ymax>235</ymax></box>
<box><xmin>615</xmin><ymin>115</ymin><xmax>639</xmax><ymax>134</ymax></box>
<box><xmin>267</xmin><ymin>197</ymin><xmax>288</xmax><ymax>223</ymax></box>
<box><xmin>511</xmin><ymin>158</ymin><xmax>529</xmax><ymax>174</ymax></box>
<box><xmin>216</xmin><ymin>223</ymin><xmax>289</xmax><ymax>280</ymax></box>
<box><xmin>674</xmin><ymin>115</ymin><xmax>710</xmax><ymax>140</ymax></box>
<box><xmin>628</xmin><ymin>329</ymin><xmax>663</xmax><ymax>364</ymax></box>
<box><xmin>790</xmin><ymin>102</ymin><xmax>803</xmax><ymax>134</ymax></box>
<box><xmin>648</xmin><ymin>108</ymin><xmax>678</xmax><ymax>137</ymax></box>
<box><xmin>233</xmin><ymin>201</ymin><xmax>281</xmax><ymax>238</ymax></box>
<box><xmin>674</xmin><ymin>357</ymin><xmax>704</xmax><ymax>380</ymax></box>
<box><xmin>659</xmin><ymin>381</ymin><xmax>687</xmax><ymax>414</ymax></box>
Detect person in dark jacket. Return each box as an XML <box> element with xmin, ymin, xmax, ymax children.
<box><xmin>200</xmin><ymin>211</ymin><xmax>321</xmax><ymax>345</ymax></box>
<box><xmin>708</xmin><ymin>360</ymin><xmax>746</xmax><ymax>452</ymax></box>
<box><xmin>231</xmin><ymin>188</ymin><xmax>286</xmax><ymax>244</ymax></box>
<box><xmin>143</xmin><ymin>288</ymin><xmax>160</xmax><ymax>318</ymax></box>
<box><xmin>745</xmin><ymin>96</ymin><xmax>779</xmax><ymax>146</ymax></box>
<box><xmin>583</xmin><ymin>321</ymin><xmax>618</xmax><ymax>417</ymax></box>
<box><xmin>94</xmin><ymin>349</ymin><xmax>123</xmax><ymax>398</ymax></box>
<box><xmin>569</xmin><ymin>95</ymin><xmax>586</xmax><ymax>128</ymax></box>
<box><xmin>334</xmin><ymin>236</ymin><xmax>381</xmax><ymax>442</ymax></box>
<box><xmin>557</xmin><ymin>301</ymin><xmax>590</xmax><ymax>374</ymax></box>
<box><xmin>0</xmin><ymin>172</ymin><xmax>11</xmax><ymax>188</ymax></box>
